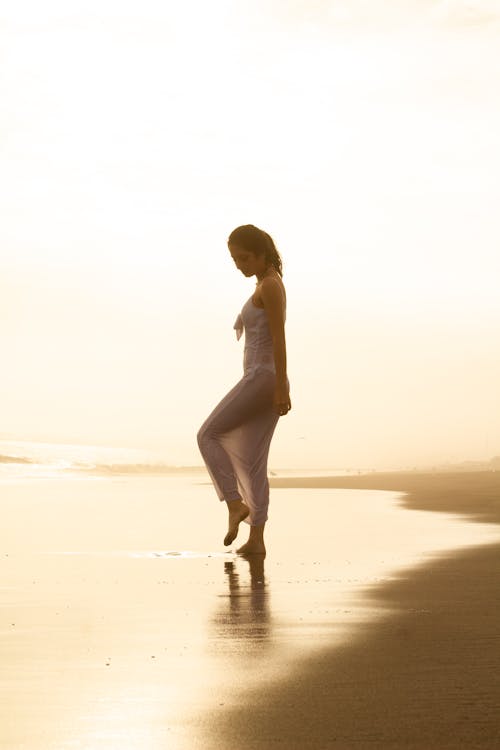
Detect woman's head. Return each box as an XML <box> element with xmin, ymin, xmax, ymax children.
<box><xmin>228</xmin><ymin>225</ymin><xmax>283</xmax><ymax>278</ymax></box>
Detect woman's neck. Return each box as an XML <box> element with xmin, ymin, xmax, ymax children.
<box><xmin>256</xmin><ymin>265</ymin><xmax>276</xmax><ymax>282</ymax></box>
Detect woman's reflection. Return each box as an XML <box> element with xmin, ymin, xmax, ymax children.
<box><xmin>210</xmin><ymin>556</ymin><xmax>272</xmax><ymax>651</ymax></box>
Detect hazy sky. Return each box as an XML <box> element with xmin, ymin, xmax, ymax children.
<box><xmin>1</xmin><ymin>0</ymin><xmax>499</xmax><ymax>469</ymax></box>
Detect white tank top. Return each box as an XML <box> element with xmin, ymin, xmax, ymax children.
<box><xmin>233</xmin><ymin>295</ymin><xmax>282</xmax><ymax>375</ymax></box>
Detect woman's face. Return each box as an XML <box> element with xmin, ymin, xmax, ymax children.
<box><xmin>228</xmin><ymin>243</ymin><xmax>264</xmax><ymax>277</ymax></box>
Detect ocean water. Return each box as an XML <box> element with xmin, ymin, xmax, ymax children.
<box><xmin>0</xmin><ymin>439</ymin><xmax>363</xmax><ymax>480</ymax></box>
<box><xmin>0</xmin><ymin>439</ymin><xmax>194</xmax><ymax>479</ymax></box>
<box><xmin>1</xmin><ymin>458</ymin><xmax>499</xmax><ymax>749</ymax></box>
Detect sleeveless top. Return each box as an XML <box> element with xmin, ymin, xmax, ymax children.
<box><xmin>233</xmin><ymin>295</ymin><xmax>285</xmax><ymax>376</ymax></box>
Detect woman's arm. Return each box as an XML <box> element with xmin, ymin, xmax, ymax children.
<box><xmin>260</xmin><ymin>278</ymin><xmax>291</xmax><ymax>415</ymax></box>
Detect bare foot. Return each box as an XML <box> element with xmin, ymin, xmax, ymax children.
<box><xmin>236</xmin><ymin>540</ymin><xmax>266</xmax><ymax>556</ymax></box>
<box><xmin>224</xmin><ymin>502</ymin><xmax>249</xmax><ymax>546</ymax></box>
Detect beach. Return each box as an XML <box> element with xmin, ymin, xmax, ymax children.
<box><xmin>213</xmin><ymin>470</ymin><xmax>500</xmax><ymax>750</ymax></box>
<box><xmin>0</xmin><ymin>470</ymin><xmax>499</xmax><ymax>749</ymax></box>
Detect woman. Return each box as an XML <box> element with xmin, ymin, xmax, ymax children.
<box><xmin>197</xmin><ymin>224</ymin><xmax>291</xmax><ymax>555</ymax></box>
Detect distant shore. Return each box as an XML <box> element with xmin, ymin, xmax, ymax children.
<box><xmin>213</xmin><ymin>470</ymin><xmax>500</xmax><ymax>749</ymax></box>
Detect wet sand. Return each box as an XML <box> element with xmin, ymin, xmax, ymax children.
<box><xmin>206</xmin><ymin>470</ymin><xmax>500</xmax><ymax>749</ymax></box>
<box><xmin>0</xmin><ymin>471</ymin><xmax>499</xmax><ymax>749</ymax></box>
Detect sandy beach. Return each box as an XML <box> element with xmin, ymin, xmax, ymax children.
<box><xmin>0</xmin><ymin>470</ymin><xmax>499</xmax><ymax>749</ymax></box>
<box><xmin>209</xmin><ymin>470</ymin><xmax>500</xmax><ymax>750</ymax></box>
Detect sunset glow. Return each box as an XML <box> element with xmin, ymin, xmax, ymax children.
<box><xmin>2</xmin><ymin>0</ymin><xmax>499</xmax><ymax>469</ymax></box>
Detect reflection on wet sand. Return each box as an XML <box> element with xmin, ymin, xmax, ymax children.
<box><xmin>210</xmin><ymin>557</ymin><xmax>272</xmax><ymax>652</ymax></box>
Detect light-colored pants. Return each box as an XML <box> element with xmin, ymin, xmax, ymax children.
<box><xmin>197</xmin><ymin>369</ymin><xmax>279</xmax><ymax>526</ymax></box>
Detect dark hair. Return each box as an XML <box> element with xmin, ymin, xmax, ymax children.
<box><xmin>228</xmin><ymin>224</ymin><xmax>283</xmax><ymax>277</ymax></box>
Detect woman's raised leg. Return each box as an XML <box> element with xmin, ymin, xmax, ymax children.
<box><xmin>197</xmin><ymin>371</ymin><xmax>276</xmax><ymax>545</ymax></box>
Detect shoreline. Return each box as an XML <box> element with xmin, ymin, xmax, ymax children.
<box><xmin>1</xmin><ymin>470</ymin><xmax>499</xmax><ymax>748</ymax></box>
<box><xmin>271</xmin><ymin>469</ymin><xmax>500</xmax><ymax>524</ymax></box>
<box><xmin>208</xmin><ymin>470</ymin><xmax>500</xmax><ymax>749</ymax></box>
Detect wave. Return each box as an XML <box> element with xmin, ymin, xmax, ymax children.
<box><xmin>0</xmin><ymin>456</ymin><xmax>206</xmax><ymax>478</ymax></box>
<box><xmin>69</xmin><ymin>462</ymin><xmax>206</xmax><ymax>476</ymax></box>
<box><xmin>0</xmin><ymin>441</ymin><xmax>206</xmax><ymax>479</ymax></box>
<box><xmin>0</xmin><ymin>454</ymin><xmax>34</xmax><ymax>465</ymax></box>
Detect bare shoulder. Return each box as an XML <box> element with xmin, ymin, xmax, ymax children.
<box><xmin>259</xmin><ymin>275</ymin><xmax>286</xmax><ymax>312</ymax></box>
<box><xmin>260</xmin><ymin>275</ymin><xmax>286</xmax><ymax>301</ymax></box>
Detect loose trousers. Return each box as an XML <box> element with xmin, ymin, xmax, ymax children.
<box><xmin>197</xmin><ymin>368</ymin><xmax>279</xmax><ymax>526</ymax></box>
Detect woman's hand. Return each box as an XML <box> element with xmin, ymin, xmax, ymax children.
<box><xmin>274</xmin><ymin>382</ymin><xmax>291</xmax><ymax>416</ymax></box>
